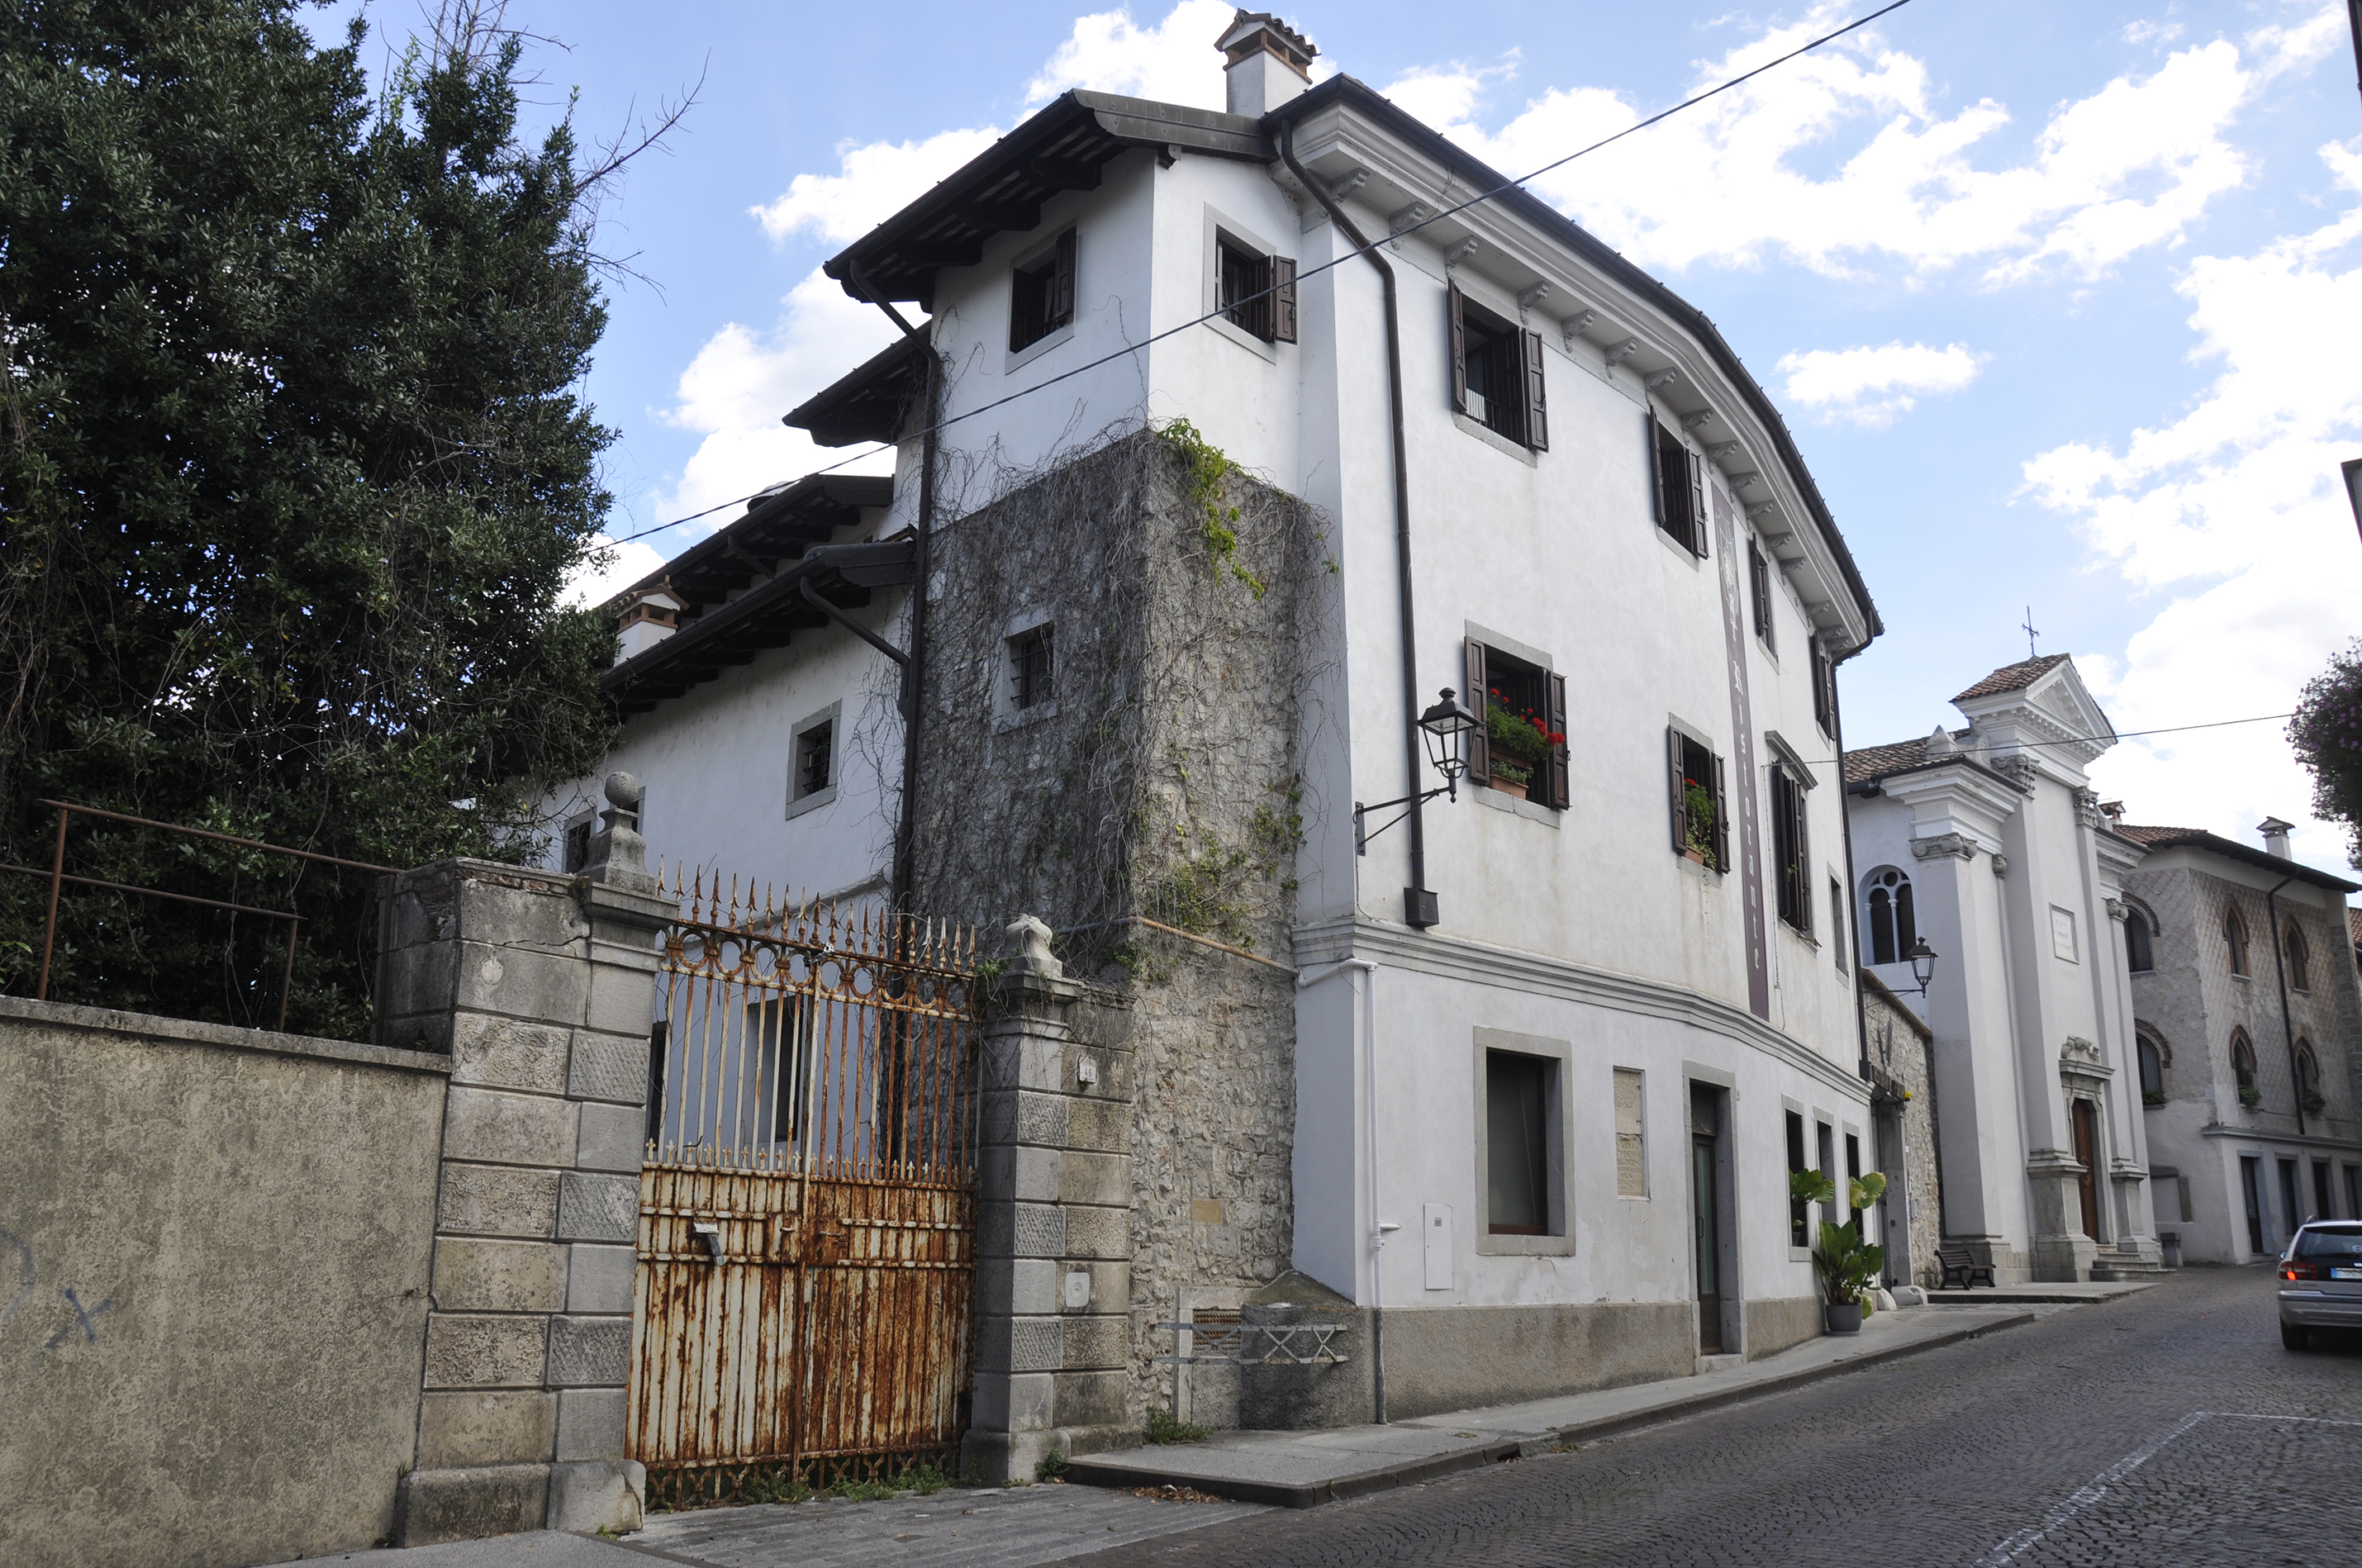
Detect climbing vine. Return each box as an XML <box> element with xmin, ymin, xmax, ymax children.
<box><xmin>1160</xmin><ymin>418</ymin><xmax>1267</xmax><ymax>600</ymax></box>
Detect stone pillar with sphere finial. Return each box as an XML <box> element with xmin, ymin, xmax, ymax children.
<box><xmin>376</xmin><ymin>773</ymin><xmax>676</xmax><ymax>1546</ymax></box>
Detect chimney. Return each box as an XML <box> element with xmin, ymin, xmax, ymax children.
<box><xmin>615</xmin><ymin>587</ymin><xmax>682</xmax><ymax>664</ymax></box>
<box><xmin>1218</xmin><ymin>10</ymin><xmax>1315</xmax><ymax>118</ymax></box>
<box><xmin>2257</xmin><ymin>816</ymin><xmax>2294</xmax><ymax>858</ymax></box>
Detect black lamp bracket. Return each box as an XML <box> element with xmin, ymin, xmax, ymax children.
<box><xmin>1354</xmin><ymin>786</ymin><xmax>1452</xmax><ymax>856</ymax></box>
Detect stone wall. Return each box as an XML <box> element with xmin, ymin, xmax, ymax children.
<box><xmin>0</xmin><ymin>997</ymin><xmax>448</xmax><ymax>1568</ymax></box>
<box><xmin>375</xmin><ymin>783</ymin><xmax>672</xmax><ymax>1545</ymax></box>
<box><xmin>1861</xmin><ymin>972</ymin><xmax>1943</xmax><ymax>1288</ymax></box>
<box><xmin>911</xmin><ymin>428</ymin><xmax>1324</xmax><ymax>1439</ymax></box>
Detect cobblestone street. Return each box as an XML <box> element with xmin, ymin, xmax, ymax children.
<box><xmin>1067</xmin><ymin>1267</ymin><xmax>2362</xmax><ymax>1568</ymax></box>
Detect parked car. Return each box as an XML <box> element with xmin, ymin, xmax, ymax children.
<box><xmin>2278</xmin><ymin>1221</ymin><xmax>2362</xmax><ymax>1350</ymax></box>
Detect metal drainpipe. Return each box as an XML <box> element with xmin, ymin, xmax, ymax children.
<box><xmin>1278</xmin><ymin>117</ymin><xmax>1431</xmax><ymax>924</ymax></box>
<box><xmin>2265</xmin><ymin>875</ymin><xmax>2307</xmax><ymax>1138</ymax></box>
<box><xmin>890</xmin><ymin>349</ymin><xmax>944</xmax><ymax>921</ymax></box>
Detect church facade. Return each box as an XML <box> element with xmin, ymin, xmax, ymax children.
<box><xmin>1843</xmin><ymin>655</ymin><xmax>2161</xmax><ymax>1283</ymax></box>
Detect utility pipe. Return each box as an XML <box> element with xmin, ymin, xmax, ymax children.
<box><xmin>2264</xmin><ymin>875</ymin><xmax>2307</xmax><ymax>1138</ymax></box>
<box><xmin>1279</xmin><ymin>117</ymin><xmax>1433</xmax><ymax>927</ymax></box>
<box><xmin>1296</xmin><ymin>957</ymin><xmax>1389</xmax><ymax>1423</ymax></box>
<box><xmin>890</xmin><ymin>349</ymin><xmax>945</xmax><ymax>919</ymax></box>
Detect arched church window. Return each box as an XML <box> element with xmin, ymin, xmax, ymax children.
<box><xmin>2286</xmin><ymin>923</ymin><xmax>2311</xmax><ymax>991</ymax></box>
<box><xmin>2298</xmin><ymin>1040</ymin><xmax>2324</xmax><ymax>1114</ymax></box>
<box><xmin>2231</xmin><ymin>1029</ymin><xmax>2259</xmax><ymax>1107</ymax></box>
<box><xmin>2137</xmin><ymin>1036</ymin><xmax>2165</xmax><ymax>1104</ymax></box>
<box><xmin>1862</xmin><ymin>867</ymin><xmax>1915</xmax><ymax>967</ymax></box>
<box><xmin>2125</xmin><ymin>910</ymin><xmax>2153</xmax><ymax>974</ymax></box>
<box><xmin>2224</xmin><ymin>906</ymin><xmax>2250</xmax><ymax>977</ymax></box>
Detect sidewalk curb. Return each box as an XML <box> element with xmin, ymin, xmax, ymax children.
<box><xmin>1067</xmin><ymin>1309</ymin><xmax>2040</xmax><ymax>1509</ymax></box>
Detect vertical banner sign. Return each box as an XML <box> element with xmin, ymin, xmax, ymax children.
<box><xmin>1712</xmin><ymin>484</ymin><xmax>1772</xmax><ymax>1019</ymax></box>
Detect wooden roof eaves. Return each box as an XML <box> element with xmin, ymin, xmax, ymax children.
<box><xmin>619</xmin><ymin>472</ymin><xmax>893</xmax><ymax>608</ymax></box>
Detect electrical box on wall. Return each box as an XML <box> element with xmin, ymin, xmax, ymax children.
<box><xmin>1423</xmin><ymin>1203</ymin><xmax>1453</xmax><ymax>1290</ymax></box>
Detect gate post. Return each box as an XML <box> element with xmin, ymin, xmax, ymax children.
<box><xmin>963</xmin><ymin>916</ymin><xmax>1138</xmax><ymax>1483</ymax></box>
<box><xmin>377</xmin><ymin>775</ymin><xmax>672</xmax><ymax>1546</ymax></box>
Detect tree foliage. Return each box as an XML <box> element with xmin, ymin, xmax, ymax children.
<box><xmin>0</xmin><ymin>1</ymin><xmax>631</xmax><ymax>1035</ymax></box>
<box><xmin>2290</xmin><ymin>639</ymin><xmax>2362</xmax><ymax>870</ymax></box>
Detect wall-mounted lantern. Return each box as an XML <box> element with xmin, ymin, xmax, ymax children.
<box><xmin>1356</xmin><ymin>688</ymin><xmax>1478</xmax><ymax>857</ymax></box>
<box><xmin>1905</xmin><ymin>936</ymin><xmax>1938</xmax><ymax>997</ymax></box>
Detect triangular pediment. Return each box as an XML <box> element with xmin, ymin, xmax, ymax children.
<box><xmin>1951</xmin><ymin>653</ymin><xmax>2116</xmax><ymax>758</ymax></box>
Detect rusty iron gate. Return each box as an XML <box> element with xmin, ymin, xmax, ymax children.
<box><xmin>630</xmin><ymin>877</ymin><xmax>982</xmax><ymax>1507</ymax></box>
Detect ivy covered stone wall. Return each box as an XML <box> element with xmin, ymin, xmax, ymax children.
<box><xmin>910</xmin><ymin>425</ymin><xmax>1328</xmax><ymax>1428</ymax></box>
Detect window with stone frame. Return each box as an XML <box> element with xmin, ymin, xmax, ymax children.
<box><xmin>2286</xmin><ymin>921</ymin><xmax>2312</xmax><ymax>991</ymax></box>
<box><xmin>1007</xmin><ymin>622</ymin><xmax>1054</xmax><ymax>712</ymax></box>
<box><xmin>1864</xmin><ymin>867</ymin><xmax>1916</xmax><ymax>967</ymax></box>
<box><xmin>1666</xmin><ymin>727</ymin><xmax>1728</xmax><ymax>872</ymax></box>
<box><xmin>1217</xmin><ymin>232</ymin><xmax>1296</xmax><ymax>344</ymax></box>
<box><xmin>1810</xmin><ymin>639</ymin><xmax>1837</xmax><ymax>739</ymax></box>
<box><xmin>1009</xmin><ymin>229</ymin><xmax>1076</xmax><ymax>353</ymax></box>
<box><xmin>1485</xmin><ymin>1049</ymin><xmax>1556</xmax><ymax>1235</ymax></box>
<box><xmin>2137</xmin><ymin>1032</ymin><xmax>2166</xmax><ymax>1105</ymax></box>
<box><xmin>1749</xmin><ymin>539</ymin><xmax>1777</xmax><ymax>652</ymax></box>
<box><xmin>1771</xmin><ymin>762</ymin><xmax>1811</xmax><ymax>934</ymax></box>
<box><xmin>1831</xmin><ymin>878</ymin><xmax>1848</xmax><ymax>974</ymax></box>
<box><xmin>2231</xmin><ymin>1029</ymin><xmax>2260</xmax><ymax>1107</ymax></box>
<box><xmin>1647</xmin><ymin>410</ymin><xmax>1705</xmax><ymax>555</ymax></box>
<box><xmin>1466</xmin><ymin>638</ymin><xmax>1568</xmax><ymax>809</ymax></box>
<box><xmin>2298</xmin><ymin>1040</ymin><xmax>2325</xmax><ymax>1117</ymax></box>
<box><xmin>794</xmin><ymin>718</ymin><xmax>833</xmax><ymax>801</ymax></box>
<box><xmin>2225</xmin><ymin>905</ymin><xmax>2251</xmax><ymax>976</ymax></box>
<box><xmin>1447</xmin><ymin>283</ymin><xmax>1548</xmax><ymax>449</ymax></box>
<box><xmin>2125</xmin><ymin>907</ymin><xmax>2155</xmax><ymax>973</ymax></box>
<box><xmin>1785</xmin><ymin>1109</ymin><xmax>1808</xmax><ymax>1247</ymax></box>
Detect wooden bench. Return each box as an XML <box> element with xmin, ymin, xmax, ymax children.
<box><xmin>1937</xmin><ymin>1246</ymin><xmax>1996</xmax><ymax>1290</ymax></box>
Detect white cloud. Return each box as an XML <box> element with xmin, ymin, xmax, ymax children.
<box><xmin>564</xmin><ymin>535</ymin><xmax>668</xmax><ymax>611</ymax></box>
<box><xmin>1775</xmin><ymin>340</ymin><xmax>1984</xmax><ymax>428</ymax></box>
<box><xmin>1024</xmin><ymin>0</ymin><xmax>1238</xmax><ymax>108</ymax></box>
<box><xmin>749</xmin><ymin>126</ymin><xmax>1002</xmax><ymax>245</ymax></box>
<box><xmin>2031</xmin><ymin>142</ymin><xmax>2362</xmax><ymax>873</ymax></box>
<box><xmin>2124</xmin><ymin>18</ymin><xmax>2185</xmax><ymax>46</ymax></box>
<box><xmin>648</xmin><ymin>271</ymin><xmax>901</xmax><ymax>533</ymax></box>
<box><xmin>1388</xmin><ymin>7</ymin><xmax>2345</xmax><ymax>284</ymax></box>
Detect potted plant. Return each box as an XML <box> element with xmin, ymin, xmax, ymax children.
<box><xmin>2303</xmin><ymin>1089</ymin><xmax>2328</xmax><ymax>1116</ymax></box>
<box><xmin>1484</xmin><ymin>689</ymin><xmax>1561</xmax><ymax>801</ymax></box>
<box><xmin>1791</xmin><ymin>1170</ymin><xmax>1887</xmax><ymax>1334</ymax></box>
<box><xmin>1681</xmin><ymin>779</ymin><xmax>1718</xmax><ymax>869</ymax></box>
<box><xmin>2236</xmin><ymin>1067</ymin><xmax>2263</xmax><ymax>1109</ymax></box>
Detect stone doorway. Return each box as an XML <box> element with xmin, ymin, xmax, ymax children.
<box><xmin>2071</xmin><ymin>1099</ymin><xmax>2103</xmax><ymax>1241</ymax></box>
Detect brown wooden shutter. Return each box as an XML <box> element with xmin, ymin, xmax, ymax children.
<box><xmin>1466</xmin><ymin>639</ymin><xmax>1490</xmax><ymax>786</ymax></box>
<box><xmin>1521</xmin><ymin>329</ymin><xmax>1549</xmax><ymax>451</ymax></box>
<box><xmin>1052</xmin><ymin>230</ymin><xmax>1076</xmax><ymax>325</ymax></box>
<box><xmin>1647</xmin><ymin>412</ymin><xmax>1666</xmax><ymax>532</ymax></box>
<box><xmin>1668</xmin><ymin>726</ymin><xmax>1688</xmax><ymax>853</ymax></box>
<box><xmin>1711</xmin><ymin>752</ymin><xmax>1729</xmax><ymax>874</ymax></box>
<box><xmin>1272</xmin><ymin>255</ymin><xmax>1297</xmax><ymax>344</ymax></box>
<box><xmin>1545</xmin><ymin>670</ymin><xmax>1569</xmax><ymax>810</ymax></box>
<box><xmin>1448</xmin><ymin>280</ymin><xmax>1468</xmax><ymax>414</ymax></box>
<box><xmin>1688</xmin><ymin>449</ymin><xmax>1709</xmax><ymax>555</ymax></box>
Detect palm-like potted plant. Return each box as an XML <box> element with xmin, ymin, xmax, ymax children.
<box><xmin>1682</xmin><ymin>778</ymin><xmax>1718</xmax><ymax>869</ymax></box>
<box><xmin>1790</xmin><ymin>1170</ymin><xmax>1889</xmax><ymax>1333</ymax></box>
<box><xmin>1485</xmin><ymin>689</ymin><xmax>1562</xmax><ymax>801</ymax></box>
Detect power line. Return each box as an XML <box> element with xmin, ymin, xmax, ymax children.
<box><xmin>1809</xmin><ymin>710</ymin><xmax>2298</xmax><ymax>772</ymax></box>
<box><xmin>597</xmin><ymin>0</ymin><xmax>1918</xmax><ymax>554</ymax></box>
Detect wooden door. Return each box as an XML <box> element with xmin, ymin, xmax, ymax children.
<box><xmin>1692</xmin><ymin>1133</ymin><xmax>1723</xmax><ymax>1353</ymax></box>
<box><xmin>2070</xmin><ymin>1100</ymin><xmax>2102</xmax><ymax>1240</ymax></box>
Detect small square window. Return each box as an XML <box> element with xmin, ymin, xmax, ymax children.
<box><xmin>1009</xmin><ymin>623</ymin><xmax>1054</xmax><ymax>711</ymax></box>
<box><xmin>795</xmin><ymin>720</ymin><xmax>833</xmax><ymax>801</ymax></box>
<box><xmin>1010</xmin><ymin>230</ymin><xmax>1076</xmax><ymax>354</ymax></box>
<box><xmin>787</xmin><ymin>704</ymin><xmax>841</xmax><ymax>819</ymax></box>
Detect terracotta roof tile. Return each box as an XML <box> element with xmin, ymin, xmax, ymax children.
<box><xmin>2115</xmin><ymin>825</ymin><xmax>2361</xmax><ymax>893</ymax></box>
<box><xmin>1952</xmin><ymin>653</ymin><xmax>2071</xmax><ymax>704</ymax></box>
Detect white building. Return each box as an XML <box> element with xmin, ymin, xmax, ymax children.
<box><xmin>1843</xmin><ymin>654</ymin><xmax>2163</xmax><ymax>1282</ymax></box>
<box><xmin>559</xmin><ymin>13</ymin><xmax>1884</xmax><ymax>1427</ymax></box>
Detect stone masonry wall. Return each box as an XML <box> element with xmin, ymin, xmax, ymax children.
<box><xmin>911</xmin><ymin>427</ymin><xmax>1325</xmax><ymax>1438</ymax></box>
<box><xmin>1861</xmin><ymin>974</ymin><xmax>1941</xmax><ymax>1289</ymax></box>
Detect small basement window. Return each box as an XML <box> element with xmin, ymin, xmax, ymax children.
<box><xmin>1465</xmin><ymin>637</ymin><xmax>1567</xmax><ymax>809</ymax></box>
<box><xmin>1010</xmin><ymin>230</ymin><xmax>1076</xmax><ymax>354</ymax></box>
<box><xmin>1217</xmin><ymin>234</ymin><xmax>1296</xmax><ymax>344</ymax></box>
<box><xmin>1008</xmin><ymin>622</ymin><xmax>1054</xmax><ymax>711</ymax></box>
<box><xmin>1649</xmin><ymin>411</ymin><xmax>1706</xmax><ymax>556</ymax></box>
<box><xmin>1449</xmin><ymin>283</ymin><xmax>1547</xmax><ymax>450</ymax></box>
<box><xmin>1665</xmin><ymin>727</ymin><xmax>1728</xmax><ymax>873</ymax></box>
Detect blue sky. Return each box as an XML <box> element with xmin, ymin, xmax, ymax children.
<box><xmin>321</xmin><ymin>1</ymin><xmax>2362</xmax><ymax>874</ymax></box>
